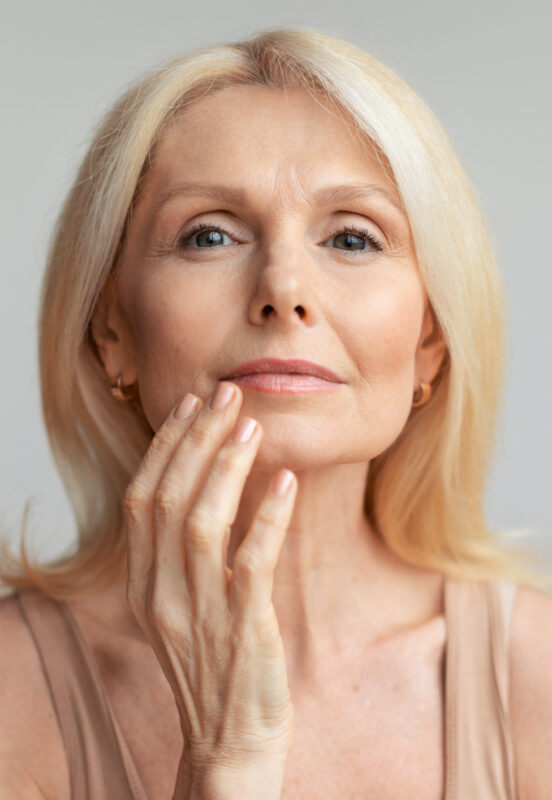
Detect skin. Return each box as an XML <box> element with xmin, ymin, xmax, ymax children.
<box><xmin>2</xmin><ymin>82</ymin><xmax>552</xmax><ymax>800</ymax></box>
<box><xmin>90</xmin><ymin>83</ymin><xmax>449</xmax><ymax>791</ymax></box>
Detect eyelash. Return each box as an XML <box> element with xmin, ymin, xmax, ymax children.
<box><xmin>177</xmin><ymin>222</ymin><xmax>384</xmax><ymax>253</ymax></box>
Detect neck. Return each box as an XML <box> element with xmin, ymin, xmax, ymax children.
<box><xmin>79</xmin><ymin>461</ymin><xmax>443</xmax><ymax>683</ymax></box>
<box><xmin>227</xmin><ymin>461</ymin><xmax>411</xmax><ymax>673</ymax></box>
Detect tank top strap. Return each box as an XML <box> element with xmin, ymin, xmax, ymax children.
<box><xmin>16</xmin><ymin>588</ymin><xmax>148</xmax><ymax>800</ymax></box>
<box><xmin>444</xmin><ymin>577</ymin><xmax>517</xmax><ymax>799</ymax></box>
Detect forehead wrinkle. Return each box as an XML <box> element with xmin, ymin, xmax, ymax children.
<box><xmin>136</xmin><ymin>89</ymin><xmax>404</xmax><ymax>223</ymax></box>
<box><xmin>259</xmin><ymin>159</ymin><xmax>317</xmax><ymax>216</ymax></box>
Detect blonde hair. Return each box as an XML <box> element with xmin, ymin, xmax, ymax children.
<box><xmin>2</xmin><ymin>26</ymin><xmax>551</xmax><ymax>600</ymax></box>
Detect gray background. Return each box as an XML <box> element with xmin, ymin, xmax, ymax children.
<box><xmin>1</xmin><ymin>0</ymin><xmax>550</xmax><ymax>565</ymax></box>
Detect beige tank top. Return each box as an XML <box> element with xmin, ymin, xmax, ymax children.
<box><xmin>15</xmin><ymin>576</ymin><xmax>518</xmax><ymax>799</ymax></box>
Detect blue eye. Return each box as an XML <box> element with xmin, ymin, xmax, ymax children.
<box><xmin>324</xmin><ymin>227</ymin><xmax>383</xmax><ymax>253</ymax></box>
<box><xmin>177</xmin><ymin>223</ymin><xmax>383</xmax><ymax>253</ymax></box>
<box><xmin>333</xmin><ymin>232</ymin><xmax>368</xmax><ymax>251</ymax></box>
<box><xmin>179</xmin><ymin>225</ymin><xmax>235</xmax><ymax>248</ymax></box>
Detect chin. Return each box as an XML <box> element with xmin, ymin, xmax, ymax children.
<box><xmin>250</xmin><ymin>435</ymin><xmax>353</xmax><ymax>474</ymax></box>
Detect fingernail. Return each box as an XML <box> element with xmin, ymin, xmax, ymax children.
<box><xmin>230</xmin><ymin>417</ymin><xmax>257</xmax><ymax>443</ymax></box>
<box><xmin>174</xmin><ymin>393</ymin><xmax>200</xmax><ymax>420</ymax></box>
<box><xmin>272</xmin><ymin>469</ymin><xmax>294</xmax><ymax>496</ymax></box>
<box><xmin>210</xmin><ymin>382</ymin><xmax>235</xmax><ymax>410</ymax></box>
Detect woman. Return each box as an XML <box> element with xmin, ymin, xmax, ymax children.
<box><xmin>0</xmin><ymin>26</ymin><xmax>551</xmax><ymax>800</ymax></box>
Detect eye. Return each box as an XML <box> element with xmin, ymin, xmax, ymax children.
<box><xmin>176</xmin><ymin>222</ymin><xmax>383</xmax><ymax>252</ymax></box>
<box><xmin>179</xmin><ymin>225</ymin><xmax>236</xmax><ymax>248</ymax></box>
<box><xmin>322</xmin><ymin>226</ymin><xmax>383</xmax><ymax>253</ymax></box>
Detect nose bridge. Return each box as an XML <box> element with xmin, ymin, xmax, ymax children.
<box><xmin>248</xmin><ymin>215</ymin><xmax>317</xmax><ymax>326</ymax></box>
<box><xmin>264</xmin><ymin>218</ymin><xmax>304</xmax><ymax>280</ymax></box>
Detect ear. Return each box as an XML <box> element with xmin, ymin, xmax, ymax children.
<box><xmin>89</xmin><ymin>276</ymin><xmax>138</xmax><ymax>386</ymax></box>
<box><xmin>414</xmin><ymin>302</ymin><xmax>447</xmax><ymax>387</ymax></box>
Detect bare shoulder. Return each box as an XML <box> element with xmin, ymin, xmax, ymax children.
<box><xmin>0</xmin><ymin>591</ymin><xmax>70</xmax><ymax>800</ymax></box>
<box><xmin>509</xmin><ymin>584</ymin><xmax>552</xmax><ymax>800</ymax></box>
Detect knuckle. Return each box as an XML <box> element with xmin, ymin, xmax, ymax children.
<box><xmin>153</xmin><ymin>485</ymin><xmax>185</xmax><ymax>519</ymax></box>
<box><xmin>186</xmin><ymin>421</ymin><xmax>213</xmax><ymax>449</ymax></box>
<box><xmin>122</xmin><ymin>482</ymin><xmax>149</xmax><ymax>520</ymax></box>
<box><xmin>185</xmin><ymin>511</ymin><xmax>216</xmax><ymax>549</ymax></box>
<box><xmin>146</xmin><ymin>583</ymin><xmax>179</xmax><ymax>625</ymax></box>
<box><xmin>211</xmin><ymin>450</ymin><xmax>238</xmax><ymax>478</ymax></box>
<box><xmin>233</xmin><ymin>549</ymin><xmax>265</xmax><ymax>580</ymax></box>
<box><xmin>252</xmin><ymin>512</ymin><xmax>275</xmax><ymax>537</ymax></box>
<box><xmin>147</xmin><ymin>592</ymin><xmax>187</xmax><ymax>641</ymax></box>
<box><xmin>150</xmin><ymin>425</ymin><xmax>182</xmax><ymax>455</ymax></box>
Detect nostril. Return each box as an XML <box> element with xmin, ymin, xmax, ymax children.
<box><xmin>260</xmin><ymin>303</ymin><xmax>306</xmax><ymax>319</ymax></box>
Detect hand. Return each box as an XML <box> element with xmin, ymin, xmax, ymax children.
<box><xmin>123</xmin><ymin>381</ymin><xmax>297</xmax><ymax>774</ymax></box>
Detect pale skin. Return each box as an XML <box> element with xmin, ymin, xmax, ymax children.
<box><xmin>96</xmin><ymin>84</ymin><xmax>448</xmax><ymax>660</ymax></box>
<box><xmin>1</xmin><ymin>84</ymin><xmax>552</xmax><ymax>799</ymax></box>
<box><xmin>93</xmin><ymin>84</ymin><xmax>448</xmax><ymax>797</ymax></box>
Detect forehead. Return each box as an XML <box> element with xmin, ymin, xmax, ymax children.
<box><xmin>141</xmin><ymin>84</ymin><xmax>399</xmax><ymax>206</ymax></box>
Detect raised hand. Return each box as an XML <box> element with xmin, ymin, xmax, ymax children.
<box><xmin>122</xmin><ymin>381</ymin><xmax>297</xmax><ymax>794</ymax></box>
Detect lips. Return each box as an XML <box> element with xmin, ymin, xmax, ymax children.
<box><xmin>222</xmin><ymin>358</ymin><xmax>342</xmax><ymax>383</ymax></box>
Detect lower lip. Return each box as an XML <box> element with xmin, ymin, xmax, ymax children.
<box><xmin>228</xmin><ymin>373</ymin><xmax>343</xmax><ymax>393</ymax></box>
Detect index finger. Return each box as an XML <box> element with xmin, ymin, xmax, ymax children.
<box><xmin>123</xmin><ymin>393</ymin><xmax>204</xmax><ymax>585</ymax></box>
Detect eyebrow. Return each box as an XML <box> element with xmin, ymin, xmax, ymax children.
<box><xmin>150</xmin><ymin>181</ymin><xmax>405</xmax><ymax>217</ymax></box>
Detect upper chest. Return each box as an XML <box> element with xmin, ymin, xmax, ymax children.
<box><xmin>280</xmin><ymin>617</ymin><xmax>447</xmax><ymax>799</ymax></box>
<box><xmin>97</xmin><ymin>615</ymin><xmax>448</xmax><ymax>800</ymax></box>
<box><xmin>13</xmin><ymin>578</ymin><xmax>534</xmax><ymax>799</ymax></box>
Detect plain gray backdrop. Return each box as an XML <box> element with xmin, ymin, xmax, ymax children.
<box><xmin>1</xmin><ymin>0</ymin><xmax>550</xmax><ymax>567</ymax></box>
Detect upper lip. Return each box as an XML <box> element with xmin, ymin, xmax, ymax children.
<box><xmin>223</xmin><ymin>358</ymin><xmax>343</xmax><ymax>383</ymax></box>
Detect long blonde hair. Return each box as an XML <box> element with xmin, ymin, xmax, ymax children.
<box><xmin>2</xmin><ymin>26</ymin><xmax>550</xmax><ymax>600</ymax></box>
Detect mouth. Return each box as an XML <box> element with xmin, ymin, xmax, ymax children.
<box><xmin>223</xmin><ymin>358</ymin><xmax>342</xmax><ymax>382</ymax></box>
<box><xmin>222</xmin><ymin>358</ymin><xmax>343</xmax><ymax>394</ymax></box>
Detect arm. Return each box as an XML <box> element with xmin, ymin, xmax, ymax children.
<box><xmin>0</xmin><ymin>596</ymin><xmax>69</xmax><ymax>800</ymax></box>
<box><xmin>509</xmin><ymin>586</ymin><xmax>552</xmax><ymax>800</ymax></box>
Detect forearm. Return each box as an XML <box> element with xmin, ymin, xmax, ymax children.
<box><xmin>173</xmin><ymin>756</ymin><xmax>286</xmax><ymax>800</ymax></box>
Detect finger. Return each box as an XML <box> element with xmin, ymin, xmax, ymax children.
<box><xmin>124</xmin><ymin>393</ymin><xmax>203</xmax><ymax>607</ymax></box>
<box><xmin>152</xmin><ymin>382</ymin><xmax>243</xmax><ymax>592</ymax></box>
<box><xmin>229</xmin><ymin>469</ymin><xmax>297</xmax><ymax>620</ymax></box>
<box><xmin>184</xmin><ymin>417</ymin><xmax>263</xmax><ymax>616</ymax></box>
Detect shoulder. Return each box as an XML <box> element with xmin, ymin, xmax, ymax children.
<box><xmin>0</xmin><ymin>591</ymin><xmax>70</xmax><ymax>799</ymax></box>
<box><xmin>509</xmin><ymin>584</ymin><xmax>552</xmax><ymax>800</ymax></box>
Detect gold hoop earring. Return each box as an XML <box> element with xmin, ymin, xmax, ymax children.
<box><xmin>110</xmin><ymin>375</ymin><xmax>138</xmax><ymax>401</ymax></box>
<box><xmin>412</xmin><ymin>381</ymin><xmax>432</xmax><ymax>408</ymax></box>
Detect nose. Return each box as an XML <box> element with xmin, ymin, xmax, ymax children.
<box><xmin>247</xmin><ymin>237</ymin><xmax>320</xmax><ymax>329</ymax></box>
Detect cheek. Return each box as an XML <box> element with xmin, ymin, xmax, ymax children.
<box><xmin>353</xmin><ymin>276</ymin><xmax>424</xmax><ymax>373</ymax></box>
<box><xmin>124</xmin><ymin>273</ymin><xmax>227</xmax><ymax>428</ymax></box>
<box><xmin>344</xmin><ymin>276</ymin><xmax>425</xmax><ymax>434</ymax></box>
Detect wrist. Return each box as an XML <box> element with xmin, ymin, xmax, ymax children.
<box><xmin>173</xmin><ymin>754</ymin><xmax>287</xmax><ymax>800</ymax></box>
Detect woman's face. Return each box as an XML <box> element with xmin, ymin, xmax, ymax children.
<box><xmin>102</xmin><ymin>84</ymin><xmax>444</xmax><ymax>473</ymax></box>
